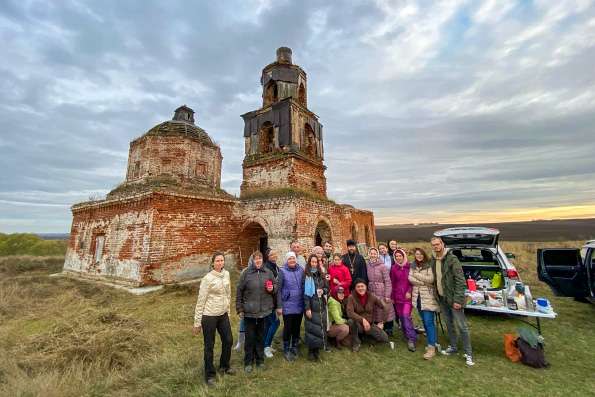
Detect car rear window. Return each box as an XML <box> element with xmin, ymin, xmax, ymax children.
<box><xmin>442</xmin><ymin>234</ymin><xmax>496</xmax><ymax>246</ymax></box>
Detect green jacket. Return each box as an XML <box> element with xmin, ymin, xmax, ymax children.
<box><xmin>430</xmin><ymin>250</ymin><xmax>466</xmax><ymax>307</ymax></box>
<box><xmin>328</xmin><ymin>296</ymin><xmax>346</xmax><ymax>325</ymax></box>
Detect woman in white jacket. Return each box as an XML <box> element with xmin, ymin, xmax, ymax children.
<box><xmin>193</xmin><ymin>252</ymin><xmax>235</xmax><ymax>385</ymax></box>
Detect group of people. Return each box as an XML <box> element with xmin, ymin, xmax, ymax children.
<box><xmin>192</xmin><ymin>236</ymin><xmax>474</xmax><ymax>385</ymax></box>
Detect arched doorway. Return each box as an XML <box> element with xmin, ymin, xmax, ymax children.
<box><xmin>314</xmin><ymin>220</ymin><xmax>331</xmax><ymax>247</ymax></box>
<box><xmin>365</xmin><ymin>225</ymin><xmax>372</xmax><ymax>247</ymax></box>
<box><xmin>238</xmin><ymin>222</ymin><xmax>268</xmax><ymax>267</ymax></box>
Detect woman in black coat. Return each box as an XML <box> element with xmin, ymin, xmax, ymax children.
<box><xmin>303</xmin><ymin>254</ymin><xmax>329</xmax><ymax>361</ymax></box>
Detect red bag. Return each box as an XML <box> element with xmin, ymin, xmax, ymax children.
<box><xmin>504</xmin><ymin>334</ymin><xmax>521</xmax><ymax>362</ymax></box>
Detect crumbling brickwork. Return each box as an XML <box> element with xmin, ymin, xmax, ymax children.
<box><xmin>63</xmin><ymin>48</ymin><xmax>377</xmax><ymax>286</ymax></box>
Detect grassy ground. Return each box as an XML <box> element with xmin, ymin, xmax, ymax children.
<box><xmin>1</xmin><ymin>242</ymin><xmax>594</xmax><ymax>397</ymax></box>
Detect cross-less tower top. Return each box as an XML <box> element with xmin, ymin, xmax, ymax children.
<box><xmin>240</xmin><ymin>47</ymin><xmax>327</xmax><ymax>199</ymax></box>
<box><xmin>276</xmin><ymin>46</ymin><xmax>292</xmax><ymax>64</ymax></box>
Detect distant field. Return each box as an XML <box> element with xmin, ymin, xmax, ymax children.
<box><xmin>0</xmin><ymin>233</ymin><xmax>67</xmax><ymax>256</ymax></box>
<box><xmin>1</xmin><ymin>241</ymin><xmax>594</xmax><ymax>396</ymax></box>
<box><xmin>377</xmin><ymin>218</ymin><xmax>595</xmax><ymax>243</ymax></box>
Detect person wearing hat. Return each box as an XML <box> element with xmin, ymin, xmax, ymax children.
<box><xmin>327</xmin><ymin>286</ymin><xmax>350</xmax><ymax>348</ymax></box>
<box><xmin>346</xmin><ymin>279</ymin><xmax>395</xmax><ymax>352</ymax></box>
<box><xmin>341</xmin><ymin>239</ymin><xmax>368</xmax><ymax>288</ymax></box>
<box><xmin>193</xmin><ymin>252</ymin><xmax>235</xmax><ymax>386</ymax></box>
<box><xmin>276</xmin><ymin>251</ymin><xmax>305</xmax><ymax>361</ymax></box>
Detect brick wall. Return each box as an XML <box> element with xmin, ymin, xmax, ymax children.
<box><xmin>146</xmin><ymin>193</ymin><xmax>239</xmax><ymax>284</ymax></box>
<box><xmin>64</xmin><ymin>196</ymin><xmax>153</xmax><ymax>286</ymax></box>
<box><xmin>241</xmin><ymin>155</ymin><xmax>327</xmax><ymax>197</ymax></box>
<box><xmin>126</xmin><ymin>135</ymin><xmax>222</xmax><ymax>189</ymax></box>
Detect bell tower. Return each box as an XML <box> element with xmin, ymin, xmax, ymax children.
<box><xmin>240</xmin><ymin>47</ymin><xmax>327</xmax><ymax>198</ymax></box>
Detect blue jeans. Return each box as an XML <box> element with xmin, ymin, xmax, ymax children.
<box><xmin>239</xmin><ymin>318</ymin><xmax>245</xmax><ymax>333</ymax></box>
<box><xmin>264</xmin><ymin>311</ymin><xmax>280</xmax><ymax>348</ymax></box>
<box><xmin>418</xmin><ymin>310</ymin><xmax>437</xmax><ymax>346</ymax></box>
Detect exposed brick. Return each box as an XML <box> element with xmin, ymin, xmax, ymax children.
<box><xmin>64</xmin><ymin>48</ymin><xmax>377</xmax><ymax>286</ymax></box>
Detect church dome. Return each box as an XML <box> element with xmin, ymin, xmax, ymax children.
<box><xmin>141</xmin><ymin>105</ymin><xmax>216</xmax><ymax>147</ymax></box>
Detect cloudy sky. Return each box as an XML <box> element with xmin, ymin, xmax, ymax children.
<box><xmin>1</xmin><ymin>0</ymin><xmax>595</xmax><ymax>232</ymax></box>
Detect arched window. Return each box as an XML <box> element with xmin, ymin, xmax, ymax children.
<box><xmin>263</xmin><ymin>81</ymin><xmax>278</xmax><ymax>107</ymax></box>
<box><xmin>351</xmin><ymin>223</ymin><xmax>358</xmax><ymax>242</ymax></box>
<box><xmin>365</xmin><ymin>226</ymin><xmax>371</xmax><ymax>247</ymax></box>
<box><xmin>304</xmin><ymin>123</ymin><xmax>317</xmax><ymax>157</ymax></box>
<box><xmin>259</xmin><ymin>122</ymin><xmax>275</xmax><ymax>153</ymax></box>
<box><xmin>298</xmin><ymin>83</ymin><xmax>306</xmax><ymax>106</ymax></box>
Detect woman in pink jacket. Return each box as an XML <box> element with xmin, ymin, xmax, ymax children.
<box><xmin>366</xmin><ymin>248</ymin><xmax>395</xmax><ymax>332</ymax></box>
<box><xmin>328</xmin><ymin>253</ymin><xmax>352</xmax><ymax>298</ymax></box>
<box><xmin>390</xmin><ymin>248</ymin><xmax>417</xmax><ymax>351</ymax></box>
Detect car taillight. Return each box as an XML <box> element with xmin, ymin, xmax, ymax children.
<box><xmin>507</xmin><ymin>269</ymin><xmax>519</xmax><ymax>279</ymax></box>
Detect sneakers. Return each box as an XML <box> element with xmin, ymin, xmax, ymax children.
<box><xmin>206</xmin><ymin>377</ymin><xmax>216</xmax><ymax>386</ymax></box>
<box><xmin>234</xmin><ymin>332</ymin><xmax>245</xmax><ymax>352</ymax></box>
<box><xmin>256</xmin><ymin>363</ymin><xmax>265</xmax><ymax>370</ymax></box>
<box><xmin>389</xmin><ymin>341</ymin><xmax>395</xmax><ymax>350</ymax></box>
<box><xmin>264</xmin><ymin>347</ymin><xmax>274</xmax><ymax>358</ymax></box>
<box><xmin>219</xmin><ymin>368</ymin><xmax>236</xmax><ymax>375</ymax></box>
<box><xmin>352</xmin><ymin>342</ymin><xmax>361</xmax><ymax>352</ymax></box>
<box><xmin>284</xmin><ymin>350</ymin><xmax>295</xmax><ymax>362</ymax></box>
<box><xmin>423</xmin><ymin>346</ymin><xmax>436</xmax><ymax>360</ymax></box>
<box><xmin>441</xmin><ymin>346</ymin><xmax>458</xmax><ymax>356</ymax></box>
<box><xmin>407</xmin><ymin>341</ymin><xmax>416</xmax><ymax>352</ymax></box>
<box><xmin>464</xmin><ymin>354</ymin><xmax>475</xmax><ymax>366</ymax></box>
<box><xmin>244</xmin><ymin>365</ymin><xmax>252</xmax><ymax>373</ymax></box>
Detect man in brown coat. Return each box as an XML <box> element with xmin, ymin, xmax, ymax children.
<box><xmin>346</xmin><ymin>279</ymin><xmax>395</xmax><ymax>352</ymax></box>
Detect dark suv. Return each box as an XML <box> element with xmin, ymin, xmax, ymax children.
<box><xmin>538</xmin><ymin>240</ymin><xmax>595</xmax><ymax>303</ymax></box>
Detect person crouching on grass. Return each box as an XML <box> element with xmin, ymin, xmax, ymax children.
<box><xmin>193</xmin><ymin>252</ymin><xmax>234</xmax><ymax>386</ymax></box>
<box><xmin>303</xmin><ymin>254</ymin><xmax>329</xmax><ymax>361</ymax></box>
<box><xmin>327</xmin><ymin>286</ymin><xmax>351</xmax><ymax>348</ymax></box>
<box><xmin>346</xmin><ymin>279</ymin><xmax>395</xmax><ymax>352</ymax></box>
<box><xmin>390</xmin><ymin>248</ymin><xmax>417</xmax><ymax>351</ymax></box>
<box><xmin>236</xmin><ymin>251</ymin><xmax>276</xmax><ymax>373</ymax></box>
<box><xmin>430</xmin><ymin>236</ymin><xmax>474</xmax><ymax>366</ymax></box>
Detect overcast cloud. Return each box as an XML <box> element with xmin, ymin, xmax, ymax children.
<box><xmin>1</xmin><ymin>0</ymin><xmax>595</xmax><ymax>232</ymax></box>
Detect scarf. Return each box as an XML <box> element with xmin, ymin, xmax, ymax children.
<box><xmin>305</xmin><ymin>275</ymin><xmax>316</xmax><ymax>298</ymax></box>
<box><xmin>357</xmin><ymin>292</ymin><xmax>368</xmax><ymax>307</ymax></box>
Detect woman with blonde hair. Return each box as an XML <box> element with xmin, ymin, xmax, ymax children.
<box><xmin>409</xmin><ymin>247</ymin><xmax>439</xmax><ymax>359</ymax></box>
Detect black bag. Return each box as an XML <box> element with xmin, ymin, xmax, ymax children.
<box><xmin>517</xmin><ymin>338</ymin><xmax>549</xmax><ymax>368</ymax></box>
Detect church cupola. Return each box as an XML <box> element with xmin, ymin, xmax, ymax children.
<box><xmin>173</xmin><ymin>105</ymin><xmax>195</xmax><ymax>124</ymax></box>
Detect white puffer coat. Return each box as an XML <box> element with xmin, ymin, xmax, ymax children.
<box><xmin>194</xmin><ymin>269</ymin><xmax>231</xmax><ymax>326</ymax></box>
<box><xmin>408</xmin><ymin>262</ymin><xmax>440</xmax><ymax>312</ymax></box>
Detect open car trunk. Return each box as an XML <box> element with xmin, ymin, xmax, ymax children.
<box><xmin>450</xmin><ymin>248</ymin><xmax>506</xmax><ymax>289</ymax></box>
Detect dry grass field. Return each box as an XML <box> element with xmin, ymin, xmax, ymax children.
<box><xmin>1</xmin><ymin>241</ymin><xmax>594</xmax><ymax>397</ymax></box>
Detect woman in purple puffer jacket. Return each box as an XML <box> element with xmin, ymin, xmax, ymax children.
<box><xmin>276</xmin><ymin>251</ymin><xmax>305</xmax><ymax>362</ymax></box>
<box><xmin>390</xmin><ymin>248</ymin><xmax>417</xmax><ymax>351</ymax></box>
<box><xmin>366</xmin><ymin>248</ymin><xmax>395</xmax><ymax>333</ymax></box>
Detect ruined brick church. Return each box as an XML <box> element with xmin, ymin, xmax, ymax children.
<box><xmin>64</xmin><ymin>47</ymin><xmax>376</xmax><ymax>286</ymax></box>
